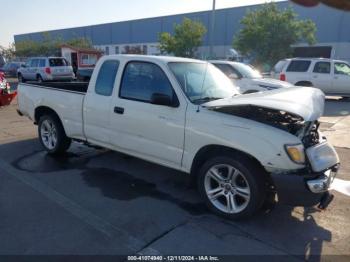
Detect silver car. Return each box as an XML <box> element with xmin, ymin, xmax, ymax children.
<box><xmin>17</xmin><ymin>57</ymin><xmax>75</xmax><ymax>83</ymax></box>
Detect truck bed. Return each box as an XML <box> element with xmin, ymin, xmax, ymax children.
<box><xmin>25</xmin><ymin>81</ymin><xmax>89</xmax><ymax>93</ymax></box>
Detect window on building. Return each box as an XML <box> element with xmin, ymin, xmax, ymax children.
<box><xmin>313</xmin><ymin>62</ymin><xmax>331</xmax><ymax>74</ymax></box>
<box><xmin>120</xmin><ymin>61</ymin><xmax>175</xmax><ymax>103</ymax></box>
<box><xmin>81</xmin><ymin>54</ymin><xmax>98</xmax><ymax>66</ymax></box>
<box><xmin>143</xmin><ymin>45</ymin><xmax>148</xmax><ymax>55</ymax></box>
<box><xmin>95</xmin><ymin>60</ymin><xmax>119</xmax><ymax>96</ymax></box>
<box><xmin>105</xmin><ymin>46</ymin><xmax>110</xmax><ymax>55</ymax></box>
<box><xmin>115</xmin><ymin>46</ymin><xmax>119</xmax><ymax>54</ymax></box>
<box><xmin>286</xmin><ymin>60</ymin><xmax>311</xmax><ymax>72</ymax></box>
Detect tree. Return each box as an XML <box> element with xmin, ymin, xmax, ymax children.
<box><xmin>15</xmin><ymin>33</ymin><xmax>94</xmax><ymax>58</ymax></box>
<box><xmin>159</xmin><ymin>18</ymin><xmax>207</xmax><ymax>57</ymax></box>
<box><xmin>233</xmin><ymin>3</ymin><xmax>316</xmax><ymax>68</ymax></box>
<box><xmin>0</xmin><ymin>43</ymin><xmax>16</xmax><ymax>61</ymax></box>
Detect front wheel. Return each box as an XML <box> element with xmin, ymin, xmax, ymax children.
<box><xmin>18</xmin><ymin>73</ymin><xmax>26</xmax><ymax>83</ymax></box>
<box><xmin>197</xmin><ymin>155</ymin><xmax>266</xmax><ymax>219</ymax></box>
<box><xmin>38</xmin><ymin>114</ymin><xmax>71</xmax><ymax>155</ymax></box>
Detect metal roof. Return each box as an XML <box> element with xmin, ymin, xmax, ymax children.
<box><xmin>14</xmin><ymin>2</ymin><xmax>350</xmax><ymax>46</ymax></box>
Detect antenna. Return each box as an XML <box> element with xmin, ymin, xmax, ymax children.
<box><xmin>197</xmin><ymin>62</ymin><xmax>209</xmax><ymax>113</ymax></box>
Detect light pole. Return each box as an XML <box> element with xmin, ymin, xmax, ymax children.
<box><xmin>209</xmin><ymin>0</ymin><xmax>216</xmax><ymax>59</ymax></box>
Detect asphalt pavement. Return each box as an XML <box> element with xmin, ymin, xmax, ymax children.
<box><xmin>0</xmin><ymin>93</ymin><xmax>349</xmax><ymax>260</ymax></box>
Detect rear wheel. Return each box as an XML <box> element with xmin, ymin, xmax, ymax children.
<box><xmin>38</xmin><ymin>114</ymin><xmax>71</xmax><ymax>155</ymax></box>
<box><xmin>37</xmin><ymin>75</ymin><xmax>43</xmax><ymax>83</ymax></box>
<box><xmin>18</xmin><ymin>73</ymin><xmax>26</xmax><ymax>83</ymax></box>
<box><xmin>197</xmin><ymin>155</ymin><xmax>266</xmax><ymax>219</ymax></box>
<box><xmin>295</xmin><ymin>81</ymin><xmax>313</xmax><ymax>87</ymax></box>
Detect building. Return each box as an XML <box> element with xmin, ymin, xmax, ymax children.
<box><xmin>14</xmin><ymin>1</ymin><xmax>350</xmax><ymax>61</ymax></box>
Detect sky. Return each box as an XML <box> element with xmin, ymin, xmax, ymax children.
<box><xmin>0</xmin><ymin>0</ymin><xmax>281</xmax><ymax>47</ymax></box>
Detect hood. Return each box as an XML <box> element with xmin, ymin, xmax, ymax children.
<box><xmin>203</xmin><ymin>87</ymin><xmax>325</xmax><ymax>121</ymax></box>
<box><xmin>251</xmin><ymin>78</ymin><xmax>293</xmax><ymax>89</ymax></box>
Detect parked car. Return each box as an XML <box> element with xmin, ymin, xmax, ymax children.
<box><xmin>272</xmin><ymin>58</ymin><xmax>350</xmax><ymax>97</ymax></box>
<box><xmin>17</xmin><ymin>55</ymin><xmax>339</xmax><ymax>219</ymax></box>
<box><xmin>210</xmin><ymin>60</ymin><xmax>293</xmax><ymax>94</ymax></box>
<box><xmin>17</xmin><ymin>57</ymin><xmax>75</xmax><ymax>83</ymax></box>
<box><xmin>0</xmin><ymin>55</ymin><xmax>5</xmax><ymax>68</ymax></box>
<box><xmin>1</xmin><ymin>62</ymin><xmax>24</xmax><ymax>77</ymax></box>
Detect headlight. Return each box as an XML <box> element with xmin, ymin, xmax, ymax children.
<box><xmin>285</xmin><ymin>144</ymin><xmax>305</xmax><ymax>164</ymax></box>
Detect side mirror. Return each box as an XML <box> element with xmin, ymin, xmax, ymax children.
<box><xmin>150</xmin><ymin>93</ymin><xmax>177</xmax><ymax>107</ymax></box>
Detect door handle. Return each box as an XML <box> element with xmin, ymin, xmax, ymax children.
<box><xmin>114</xmin><ymin>106</ymin><xmax>124</xmax><ymax>114</ymax></box>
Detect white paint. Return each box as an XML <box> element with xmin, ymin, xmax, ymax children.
<box><xmin>331</xmin><ymin>178</ymin><xmax>350</xmax><ymax>197</ymax></box>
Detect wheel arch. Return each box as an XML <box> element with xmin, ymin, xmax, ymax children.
<box><xmin>34</xmin><ymin>106</ymin><xmax>64</xmax><ymax>128</ymax></box>
<box><xmin>190</xmin><ymin>144</ymin><xmax>266</xmax><ymax>177</ymax></box>
<box><xmin>295</xmin><ymin>81</ymin><xmax>313</xmax><ymax>87</ymax></box>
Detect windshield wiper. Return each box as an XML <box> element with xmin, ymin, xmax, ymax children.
<box><xmin>192</xmin><ymin>97</ymin><xmax>222</xmax><ymax>104</ymax></box>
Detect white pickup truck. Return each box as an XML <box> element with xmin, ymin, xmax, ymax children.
<box><xmin>17</xmin><ymin>55</ymin><xmax>340</xmax><ymax>219</ymax></box>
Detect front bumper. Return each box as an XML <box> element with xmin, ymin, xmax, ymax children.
<box><xmin>271</xmin><ymin>164</ymin><xmax>339</xmax><ymax>207</ymax></box>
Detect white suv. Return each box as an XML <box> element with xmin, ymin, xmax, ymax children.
<box><xmin>272</xmin><ymin>58</ymin><xmax>350</xmax><ymax>97</ymax></box>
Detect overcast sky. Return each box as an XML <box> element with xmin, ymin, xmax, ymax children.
<box><xmin>1</xmin><ymin>0</ymin><xmax>283</xmax><ymax>47</ymax></box>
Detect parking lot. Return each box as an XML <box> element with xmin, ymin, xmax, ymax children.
<box><xmin>0</xmin><ymin>81</ymin><xmax>349</xmax><ymax>259</ymax></box>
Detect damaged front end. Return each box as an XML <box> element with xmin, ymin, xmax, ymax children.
<box><xmin>211</xmin><ymin>105</ymin><xmax>307</xmax><ymax>137</ymax></box>
<box><xmin>209</xmin><ymin>104</ymin><xmax>338</xmax><ymax>208</ymax></box>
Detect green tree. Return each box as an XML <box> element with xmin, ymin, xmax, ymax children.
<box><xmin>233</xmin><ymin>3</ymin><xmax>316</xmax><ymax>68</ymax></box>
<box><xmin>159</xmin><ymin>18</ymin><xmax>207</xmax><ymax>57</ymax></box>
<box><xmin>15</xmin><ymin>33</ymin><xmax>94</xmax><ymax>58</ymax></box>
<box><xmin>0</xmin><ymin>43</ymin><xmax>16</xmax><ymax>61</ymax></box>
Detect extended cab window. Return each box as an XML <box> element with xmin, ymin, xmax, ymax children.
<box><xmin>120</xmin><ymin>62</ymin><xmax>175</xmax><ymax>102</ymax></box>
<box><xmin>95</xmin><ymin>60</ymin><xmax>119</xmax><ymax>96</ymax></box>
<box><xmin>334</xmin><ymin>63</ymin><xmax>350</xmax><ymax>76</ymax></box>
<box><xmin>313</xmin><ymin>62</ymin><xmax>330</xmax><ymax>74</ymax></box>
<box><xmin>286</xmin><ymin>60</ymin><xmax>311</xmax><ymax>72</ymax></box>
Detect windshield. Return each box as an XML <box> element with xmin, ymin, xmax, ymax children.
<box><xmin>168</xmin><ymin>62</ymin><xmax>239</xmax><ymax>104</ymax></box>
<box><xmin>234</xmin><ymin>63</ymin><xmax>262</xmax><ymax>79</ymax></box>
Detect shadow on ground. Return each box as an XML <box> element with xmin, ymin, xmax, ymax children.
<box><xmin>0</xmin><ymin>138</ymin><xmax>336</xmax><ymax>258</ymax></box>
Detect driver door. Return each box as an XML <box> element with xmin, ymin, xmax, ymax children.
<box><xmin>110</xmin><ymin>61</ymin><xmax>187</xmax><ymax>167</ymax></box>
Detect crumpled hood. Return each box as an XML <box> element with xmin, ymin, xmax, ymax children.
<box><xmin>251</xmin><ymin>78</ymin><xmax>293</xmax><ymax>89</ymax></box>
<box><xmin>203</xmin><ymin>87</ymin><xmax>325</xmax><ymax>121</ymax></box>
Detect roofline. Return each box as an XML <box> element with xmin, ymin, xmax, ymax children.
<box><xmin>14</xmin><ymin>1</ymin><xmax>288</xmax><ymax>37</ymax></box>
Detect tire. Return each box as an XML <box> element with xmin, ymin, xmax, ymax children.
<box><xmin>295</xmin><ymin>81</ymin><xmax>313</xmax><ymax>87</ymax></box>
<box><xmin>18</xmin><ymin>73</ymin><xmax>26</xmax><ymax>83</ymax></box>
<box><xmin>38</xmin><ymin>114</ymin><xmax>71</xmax><ymax>155</ymax></box>
<box><xmin>197</xmin><ymin>155</ymin><xmax>266</xmax><ymax>220</ymax></box>
<box><xmin>37</xmin><ymin>75</ymin><xmax>43</xmax><ymax>83</ymax></box>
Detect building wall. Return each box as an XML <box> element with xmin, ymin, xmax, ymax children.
<box><xmin>14</xmin><ymin>2</ymin><xmax>350</xmax><ymax>58</ymax></box>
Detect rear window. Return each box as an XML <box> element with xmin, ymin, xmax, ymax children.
<box><xmin>49</xmin><ymin>58</ymin><xmax>68</xmax><ymax>67</ymax></box>
<box><xmin>273</xmin><ymin>60</ymin><xmax>287</xmax><ymax>73</ymax></box>
<box><xmin>286</xmin><ymin>60</ymin><xmax>311</xmax><ymax>72</ymax></box>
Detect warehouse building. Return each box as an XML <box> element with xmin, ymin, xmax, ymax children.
<box><xmin>14</xmin><ymin>1</ymin><xmax>350</xmax><ymax>61</ymax></box>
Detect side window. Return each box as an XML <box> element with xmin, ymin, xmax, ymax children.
<box><xmin>39</xmin><ymin>59</ymin><xmax>46</xmax><ymax>67</ymax></box>
<box><xmin>273</xmin><ymin>60</ymin><xmax>287</xmax><ymax>73</ymax></box>
<box><xmin>313</xmin><ymin>62</ymin><xmax>330</xmax><ymax>74</ymax></box>
<box><xmin>120</xmin><ymin>62</ymin><xmax>175</xmax><ymax>103</ymax></box>
<box><xmin>286</xmin><ymin>60</ymin><xmax>311</xmax><ymax>72</ymax></box>
<box><xmin>25</xmin><ymin>60</ymin><xmax>31</xmax><ymax>68</ymax></box>
<box><xmin>30</xmin><ymin>59</ymin><xmax>38</xmax><ymax>67</ymax></box>
<box><xmin>95</xmin><ymin>60</ymin><xmax>119</xmax><ymax>96</ymax></box>
<box><xmin>334</xmin><ymin>63</ymin><xmax>350</xmax><ymax>76</ymax></box>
